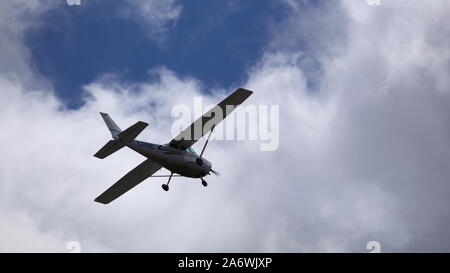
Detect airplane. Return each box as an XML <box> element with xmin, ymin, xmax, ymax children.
<box><xmin>93</xmin><ymin>88</ymin><xmax>253</xmax><ymax>204</ymax></box>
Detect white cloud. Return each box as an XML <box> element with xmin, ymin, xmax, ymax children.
<box><xmin>66</xmin><ymin>0</ymin><xmax>81</xmax><ymax>6</ymax></box>
<box><xmin>120</xmin><ymin>0</ymin><xmax>182</xmax><ymax>41</ymax></box>
<box><xmin>0</xmin><ymin>0</ymin><xmax>449</xmax><ymax>252</ymax></box>
<box><xmin>0</xmin><ymin>207</ymin><xmax>63</xmax><ymax>252</ymax></box>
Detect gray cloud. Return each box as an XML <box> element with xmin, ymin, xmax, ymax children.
<box><xmin>0</xmin><ymin>0</ymin><xmax>449</xmax><ymax>252</ymax></box>
<box><xmin>0</xmin><ymin>0</ymin><xmax>56</xmax><ymax>88</ymax></box>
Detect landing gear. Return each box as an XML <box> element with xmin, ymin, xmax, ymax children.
<box><xmin>201</xmin><ymin>178</ymin><xmax>208</xmax><ymax>187</ymax></box>
<box><xmin>162</xmin><ymin>173</ymin><xmax>173</xmax><ymax>192</ymax></box>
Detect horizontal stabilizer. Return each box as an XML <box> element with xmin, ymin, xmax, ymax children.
<box><xmin>117</xmin><ymin>121</ymin><xmax>148</xmax><ymax>143</ymax></box>
<box><xmin>94</xmin><ymin>140</ymin><xmax>124</xmax><ymax>159</ymax></box>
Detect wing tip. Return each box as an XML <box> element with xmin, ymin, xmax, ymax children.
<box><xmin>236</xmin><ymin>87</ymin><xmax>254</xmax><ymax>95</ymax></box>
<box><xmin>94</xmin><ymin>196</ymin><xmax>109</xmax><ymax>204</ymax></box>
<box><xmin>137</xmin><ymin>121</ymin><xmax>149</xmax><ymax>127</ymax></box>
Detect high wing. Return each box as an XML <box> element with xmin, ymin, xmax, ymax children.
<box><xmin>169</xmin><ymin>88</ymin><xmax>253</xmax><ymax>150</ymax></box>
<box><xmin>95</xmin><ymin>159</ymin><xmax>161</xmax><ymax>204</ymax></box>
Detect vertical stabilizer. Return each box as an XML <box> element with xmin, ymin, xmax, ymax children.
<box><xmin>100</xmin><ymin>112</ymin><xmax>122</xmax><ymax>139</ymax></box>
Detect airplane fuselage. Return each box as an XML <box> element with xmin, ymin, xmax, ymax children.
<box><xmin>126</xmin><ymin>140</ymin><xmax>212</xmax><ymax>178</ymax></box>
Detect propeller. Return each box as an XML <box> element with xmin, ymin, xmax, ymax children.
<box><xmin>210</xmin><ymin>169</ymin><xmax>220</xmax><ymax>176</ymax></box>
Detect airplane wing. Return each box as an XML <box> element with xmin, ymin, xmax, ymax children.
<box><xmin>169</xmin><ymin>88</ymin><xmax>253</xmax><ymax>150</ymax></box>
<box><xmin>95</xmin><ymin>159</ymin><xmax>161</xmax><ymax>204</ymax></box>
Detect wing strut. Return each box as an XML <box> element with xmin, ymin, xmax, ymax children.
<box><xmin>200</xmin><ymin>125</ymin><xmax>215</xmax><ymax>157</ymax></box>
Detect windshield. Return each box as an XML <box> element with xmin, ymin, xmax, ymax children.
<box><xmin>186</xmin><ymin>147</ymin><xmax>196</xmax><ymax>154</ymax></box>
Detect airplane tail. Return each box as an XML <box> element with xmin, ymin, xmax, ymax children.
<box><xmin>100</xmin><ymin>112</ymin><xmax>122</xmax><ymax>140</ymax></box>
<box><xmin>94</xmin><ymin>139</ymin><xmax>124</xmax><ymax>159</ymax></box>
<box><xmin>94</xmin><ymin>112</ymin><xmax>148</xmax><ymax>159</ymax></box>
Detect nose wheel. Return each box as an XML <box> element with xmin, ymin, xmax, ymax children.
<box><xmin>201</xmin><ymin>178</ymin><xmax>208</xmax><ymax>187</ymax></box>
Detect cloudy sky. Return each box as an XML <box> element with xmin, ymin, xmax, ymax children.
<box><xmin>0</xmin><ymin>0</ymin><xmax>449</xmax><ymax>252</ymax></box>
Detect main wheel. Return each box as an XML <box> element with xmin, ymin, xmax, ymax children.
<box><xmin>201</xmin><ymin>180</ymin><xmax>208</xmax><ymax>187</ymax></box>
<box><xmin>162</xmin><ymin>184</ymin><xmax>169</xmax><ymax>191</ymax></box>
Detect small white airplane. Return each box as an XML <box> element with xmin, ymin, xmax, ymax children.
<box><xmin>94</xmin><ymin>88</ymin><xmax>253</xmax><ymax>204</ymax></box>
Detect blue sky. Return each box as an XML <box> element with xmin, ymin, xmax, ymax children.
<box><xmin>25</xmin><ymin>0</ymin><xmax>294</xmax><ymax>108</ymax></box>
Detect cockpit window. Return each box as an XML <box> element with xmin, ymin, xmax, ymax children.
<box><xmin>186</xmin><ymin>147</ymin><xmax>196</xmax><ymax>154</ymax></box>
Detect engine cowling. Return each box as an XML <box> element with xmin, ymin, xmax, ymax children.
<box><xmin>196</xmin><ymin>158</ymin><xmax>203</xmax><ymax>166</ymax></box>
